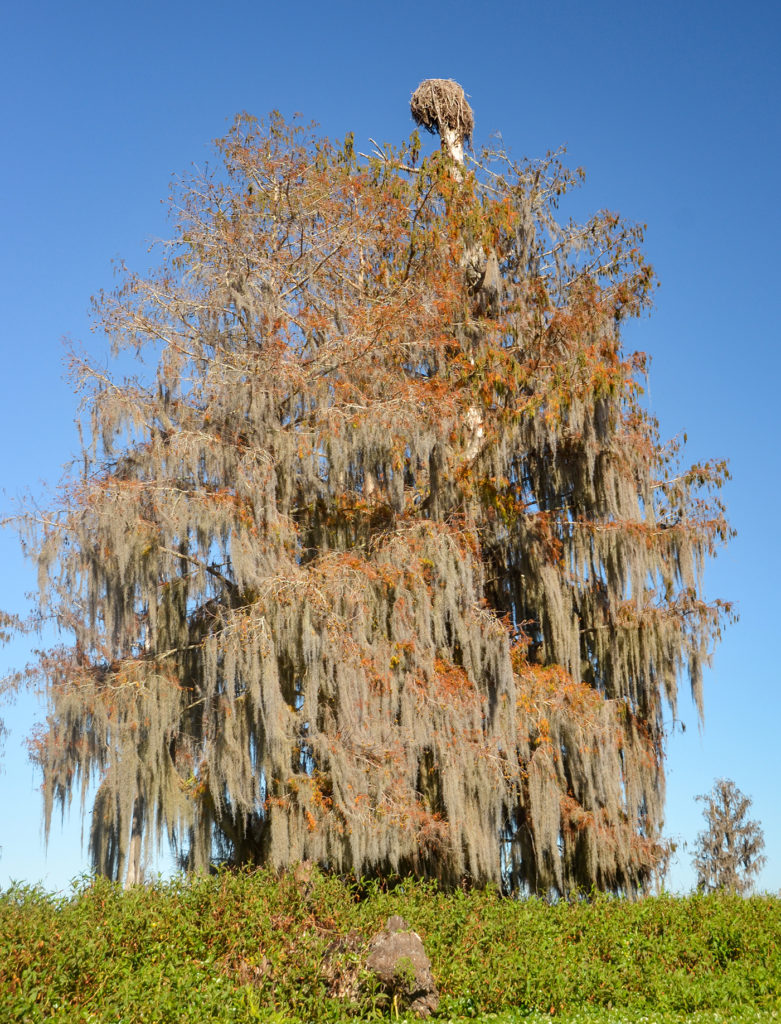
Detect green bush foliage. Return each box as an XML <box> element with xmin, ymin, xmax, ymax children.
<box><xmin>1</xmin><ymin>868</ymin><xmax>778</xmax><ymax>1023</ymax></box>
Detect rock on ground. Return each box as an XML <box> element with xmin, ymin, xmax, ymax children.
<box><xmin>365</xmin><ymin>915</ymin><xmax>439</xmax><ymax>1017</ymax></box>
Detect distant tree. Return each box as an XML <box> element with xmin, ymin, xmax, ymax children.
<box><xmin>692</xmin><ymin>779</ymin><xmax>766</xmax><ymax>893</ymax></box>
<box><xmin>16</xmin><ymin>84</ymin><xmax>732</xmax><ymax>894</ymax></box>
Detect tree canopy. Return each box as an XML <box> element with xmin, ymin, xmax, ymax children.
<box><xmin>21</xmin><ymin>106</ymin><xmax>731</xmax><ymax>894</ymax></box>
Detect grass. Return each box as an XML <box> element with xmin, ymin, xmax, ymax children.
<box><xmin>1</xmin><ymin>868</ymin><xmax>779</xmax><ymax>1022</ymax></box>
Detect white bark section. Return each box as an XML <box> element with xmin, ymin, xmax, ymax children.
<box><xmin>441</xmin><ymin>125</ymin><xmax>465</xmax><ymax>165</ymax></box>
<box><xmin>124</xmin><ymin>798</ymin><xmax>144</xmax><ymax>888</ymax></box>
<box><xmin>464</xmin><ymin>405</ymin><xmax>484</xmax><ymax>461</ymax></box>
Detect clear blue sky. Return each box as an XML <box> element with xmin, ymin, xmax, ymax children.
<box><xmin>1</xmin><ymin>0</ymin><xmax>779</xmax><ymax>894</ymax></box>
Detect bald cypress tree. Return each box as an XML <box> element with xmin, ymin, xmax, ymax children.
<box><xmin>692</xmin><ymin>779</ymin><xmax>766</xmax><ymax>894</ymax></box>
<box><xmin>23</xmin><ymin>96</ymin><xmax>731</xmax><ymax>894</ymax></box>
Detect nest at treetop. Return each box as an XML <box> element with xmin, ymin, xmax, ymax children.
<box><xmin>410</xmin><ymin>79</ymin><xmax>474</xmax><ymax>146</ymax></box>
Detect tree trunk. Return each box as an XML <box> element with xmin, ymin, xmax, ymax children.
<box><xmin>124</xmin><ymin>796</ymin><xmax>144</xmax><ymax>888</ymax></box>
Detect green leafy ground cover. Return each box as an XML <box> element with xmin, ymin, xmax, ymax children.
<box><xmin>1</xmin><ymin>869</ymin><xmax>778</xmax><ymax>1023</ymax></box>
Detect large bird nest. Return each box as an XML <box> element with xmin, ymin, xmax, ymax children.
<box><xmin>410</xmin><ymin>79</ymin><xmax>474</xmax><ymax>147</ymax></box>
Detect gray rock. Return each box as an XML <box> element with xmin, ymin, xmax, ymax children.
<box><xmin>366</xmin><ymin>915</ymin><xmax>439</xmax><ymax>1017</ymax></box>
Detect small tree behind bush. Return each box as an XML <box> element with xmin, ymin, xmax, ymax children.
<box><xmin>692</xmin><ymin>778</ymin><xmax>766</xmax><ymax>893</ymax></box>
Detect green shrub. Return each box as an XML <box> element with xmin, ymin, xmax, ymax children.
<box><xmin>1</xmin><ymin>870</ymin><xmax>778</xmax><ymax>1022</ymax></box>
